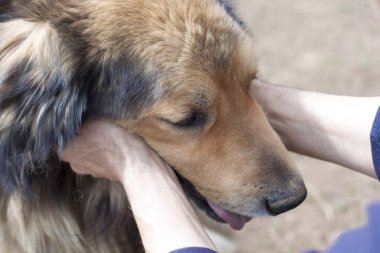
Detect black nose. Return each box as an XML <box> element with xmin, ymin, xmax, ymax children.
<box><xmin>266</xmin><ymin>184</ymin><xmax>307</xmax><ymax>215</ymax></box>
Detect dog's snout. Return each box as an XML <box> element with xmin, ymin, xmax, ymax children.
<box><xmin>266</xmin><ymin>180</ymin><xmax>307</xmax><ymax>215</ymax></box>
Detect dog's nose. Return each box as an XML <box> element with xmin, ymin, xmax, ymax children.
<box><xmin>266</xmin><ymin>181</ymin><xmax>307</xmax><ymax>215</ymax></box>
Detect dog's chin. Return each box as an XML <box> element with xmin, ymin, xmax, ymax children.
<box><xmin>174</xmin><ymin>171</ymin><xmax>252</xmax><ymax>231</ymax></box>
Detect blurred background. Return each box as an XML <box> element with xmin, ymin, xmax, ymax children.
<box><xmin>225</xmin><ymin>0</ymin><xmax>380</xmax><ymax>252</ymax></box>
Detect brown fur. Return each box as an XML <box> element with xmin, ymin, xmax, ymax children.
<box><xmin>0</xmin><ymin>0</ymin><xmax>306</xmax><ymax>252</ymax></box>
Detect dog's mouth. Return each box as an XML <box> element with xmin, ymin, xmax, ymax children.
<box><xmin>175</xmin><ymin>172</ymin><xmax>251</xmax><ymax>230</ymax></box>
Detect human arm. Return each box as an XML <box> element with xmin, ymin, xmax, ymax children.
<box><xmin>251</xmin><ymin>79</ymin><xmax>380</xmax><ymax>178</ymax></box>
<box><xmin>61</xmin><ymin>121</ymin><xmax>216</xmax><ymax>253</ymax></box>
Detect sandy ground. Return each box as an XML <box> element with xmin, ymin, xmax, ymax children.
<box><xmin>220</xmin><ymin>0</ymin><xmax>380</xmax><ymax>252</ymax></box>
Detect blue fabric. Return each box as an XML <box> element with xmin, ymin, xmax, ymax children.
<box><xmin>302</xmin><ymin>202</ymin><xmax>380</xmax><ymax>253</ymax></box>
<box><xmin>371</xmin><ymin>106</ymin><xmax>380</xmax><ymax>180</ymax></box>
<box><xmin>169</xmin><ymin>247</ymin><xmax>218</xmax><ymax>253</ymax></box>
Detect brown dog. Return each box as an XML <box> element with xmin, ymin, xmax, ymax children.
<box><xmin>0</xmin><ymin>0</ymin><xmax>306</xmax><ymax>252</ymax></box>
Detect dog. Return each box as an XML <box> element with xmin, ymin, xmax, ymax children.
<box><xmin>0</xmin><ymin>0</ymin><xmax>307</xmax><ymax>252</ymax></box>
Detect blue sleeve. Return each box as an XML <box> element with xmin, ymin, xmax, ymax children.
<box><xmin>370</xmin><ymin>106</ymin><xmax>380</xmax><ymax>180</ymax></box>
<box><xmin>170</xmin><ymin>247</ymin><xmax>218</xmax><ymax>253</ymax></box>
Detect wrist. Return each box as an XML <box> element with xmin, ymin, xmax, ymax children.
<box><xmin>119</xmin><ymin>160</ymin><xmax>216</xmax><ymax>253</ymax></box>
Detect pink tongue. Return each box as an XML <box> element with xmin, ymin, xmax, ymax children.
<box><xmin>207</xmin><ymin>200</ymin><xmax>251</xmax><ymax>230</ymax></box>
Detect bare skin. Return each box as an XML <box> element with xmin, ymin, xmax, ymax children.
<box><xmin>62</xmin><ymin>121</ymin><xmax>216</xmax><ymax>253</ymax></box>
<box><xmin>62</xmin><ymin>79</ymin><xmax>379</xmax><ymax>252</ymax></box>
<box><xmin>251</xmin><ymin>79</ymin><xmax>379</xmax><ymax>178</ymax></box>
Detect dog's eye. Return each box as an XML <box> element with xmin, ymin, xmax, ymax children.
<box><xmin>174</xmin><ymin>112</ymin><xmax>208</xmax><ymax>129</ymax></box>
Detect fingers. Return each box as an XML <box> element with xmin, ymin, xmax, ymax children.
<box><xmin>61</xmin><ymin>120</ymin><xmax>170</xmax><ymax>182</ymax></box>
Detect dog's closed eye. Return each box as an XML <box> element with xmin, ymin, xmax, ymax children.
<box><xmin>174</xmin><ymin>112</ymin><xmax>208</xmax><ymax>129</ymax></box>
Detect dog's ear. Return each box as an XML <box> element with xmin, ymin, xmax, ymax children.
<box><xmin>0</xmin><ymin>19</ymin><xmax>87</xmax><ymax>191</ymax></box>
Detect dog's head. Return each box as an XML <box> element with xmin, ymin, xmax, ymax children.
<box><xmin>0</xmin><ymin>0</ymin><xmax>306</xmax><ymax>229</ymax></box>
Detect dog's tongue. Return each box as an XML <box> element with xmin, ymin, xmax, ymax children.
<box><xmin>207</xmin><ymin>200</ymin><xmax>251</xmax><ymax>230</ymax></box>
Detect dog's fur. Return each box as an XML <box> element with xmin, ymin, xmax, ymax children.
<box><xmin>0</xmin><ymin>1</ymin><xmax>307</xmax><ymax>252</ymax></box>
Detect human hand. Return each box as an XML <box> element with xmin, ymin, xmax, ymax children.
<box><xmin>62</xmin><ymin>120</ymin><xmax>216</xmax><ymax>252</ymax></box>
<box><xmin>251</xmin><ymin>79</ymin><xmax>379</xmax><ymax>178</ymax></box>
<box><xmin>61</xmin><ymin>120</ymin><xmax>161</xmax><ymax>182</ymax></box>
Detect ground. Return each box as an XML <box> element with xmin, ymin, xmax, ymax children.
<box><xmin>224</xmin><ymin>0</ymin><xmax>380</xmax><ymax>252</ymax></box>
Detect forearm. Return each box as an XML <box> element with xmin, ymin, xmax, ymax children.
<box><xmin>121</xmin><ymin>154</ymin><xmax>216</xmax><ymax>253</ymax></box>
<box><xmin>251</xmin><ymin>79</ymin><xmax>379</xmax><ymax>178</ymax></box>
